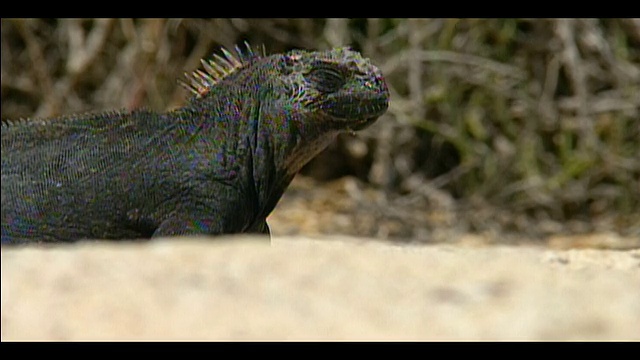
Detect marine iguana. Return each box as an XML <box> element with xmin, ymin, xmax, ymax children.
<box><xmin>1</xmin><ymin>43</ymin><xmax>389</xmax><ymax>243</ymax></box>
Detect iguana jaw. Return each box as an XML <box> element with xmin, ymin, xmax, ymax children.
<box><xmin>317</xmin><ymin>89</ymin><xmax>389</xmax><ymax>131</ymax></box>
<box><xmin>346</xmin><ymin>116</ymin><xmax>381</xmax><ymax>132</ymax></box>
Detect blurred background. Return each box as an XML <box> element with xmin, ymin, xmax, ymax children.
<box><xmin>1</xmin><ymin>18</ymin><xmax>639</xmax><ymax>245</ymax></box>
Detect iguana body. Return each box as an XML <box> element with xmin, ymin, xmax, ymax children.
<box><xmin>1</xmin><ymin>44</ymin><xmax>389</xmax><ymax>243</ymax></box>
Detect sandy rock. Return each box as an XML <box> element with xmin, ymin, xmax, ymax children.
<box><xmin>2</xmin><ymin>236</ymin><xmax>639</xmax><ymax>340</ymax></box>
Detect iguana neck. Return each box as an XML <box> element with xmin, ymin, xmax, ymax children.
<box><xmin>176</xmin><ymin>69</ymin><xmax>340</xmax><ymax>221</ymax></box>
<box><xmin>253</xmin><ymin>107</ymin><xmax>340</xmax><ymax>218</ymax></box>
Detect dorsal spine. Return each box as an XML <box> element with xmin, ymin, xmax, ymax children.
<box><xmin>180</xmin><ymin>42</ymin><xmax>265</xmax><ymax>99</ymax></box>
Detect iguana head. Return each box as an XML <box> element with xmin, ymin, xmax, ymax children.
<box><xmin>274</xmin><ymin>46</ymin><xmax>389</xmax><ymax>132</ymax></box>
<box><xmin>182</xmin><ymin>43</ymin><xmax>389</xmax><ymax>133</ymax></box>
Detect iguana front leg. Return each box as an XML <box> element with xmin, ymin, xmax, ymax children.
<box><xmin>247</xmin><ymin>220</ymin><xmax>271</xmax><ymax>236</ymax></box>
<box><xmin>152</xmin><ymin>207</ymin><xmax>270</xmax><ymax>238</ymax></box>
<box><xmin>153</xmin><ymin>214</ymin><xmax>225</xmax><ymax>237</ymax></box>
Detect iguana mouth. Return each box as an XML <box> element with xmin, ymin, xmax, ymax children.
<box><xmin>348</xmin><ymin>116</ymin><xmax>380</xmax><ymax>131</ymax></box>
<box><xmin>320</xmin><ymin>93</ymin><xmax>388</xmax><ymax>123</ymax></box>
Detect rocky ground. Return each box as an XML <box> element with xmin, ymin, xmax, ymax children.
<box><xmin>2</xmin><ymin>235</ymin><xmax>639</xmax><ymax>341</ymax></box>
<box><xmin>2</xmin><ymin>177</ymin><xmax>639</xmax><ymax>341</ymax></box>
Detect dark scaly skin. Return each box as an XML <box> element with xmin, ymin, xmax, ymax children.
<box><xmin>1</xmin><ymin>45</ymin><xmax>389</xmax><ymax>243</ymax></box>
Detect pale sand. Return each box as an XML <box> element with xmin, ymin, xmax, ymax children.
<box><xmin>2</xmin><ymin>236</ymin><xmax>639</xmax><ymax>340</ymax></box>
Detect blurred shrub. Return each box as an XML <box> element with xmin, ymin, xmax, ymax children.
<box><xmin>2</xmin><ymin>18</ymin><xmax>638</xmax><ymax>237</ymax></box>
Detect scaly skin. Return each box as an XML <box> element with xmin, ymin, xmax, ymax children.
<box><xmin>1</xmin><ymin>44</ymin><xmax>389</xmax><ymax>243</ymax></box>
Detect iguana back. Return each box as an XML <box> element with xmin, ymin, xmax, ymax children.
<box><xmin>1</xmin><ymin>44</ymin><xmax>389</xmax><ymax>243</ymax></box>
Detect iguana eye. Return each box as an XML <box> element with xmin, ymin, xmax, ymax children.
<box><xmin>305</xmin><ymin>64</ymin><xmax>346</xmax><ymax>93</ymax></box>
